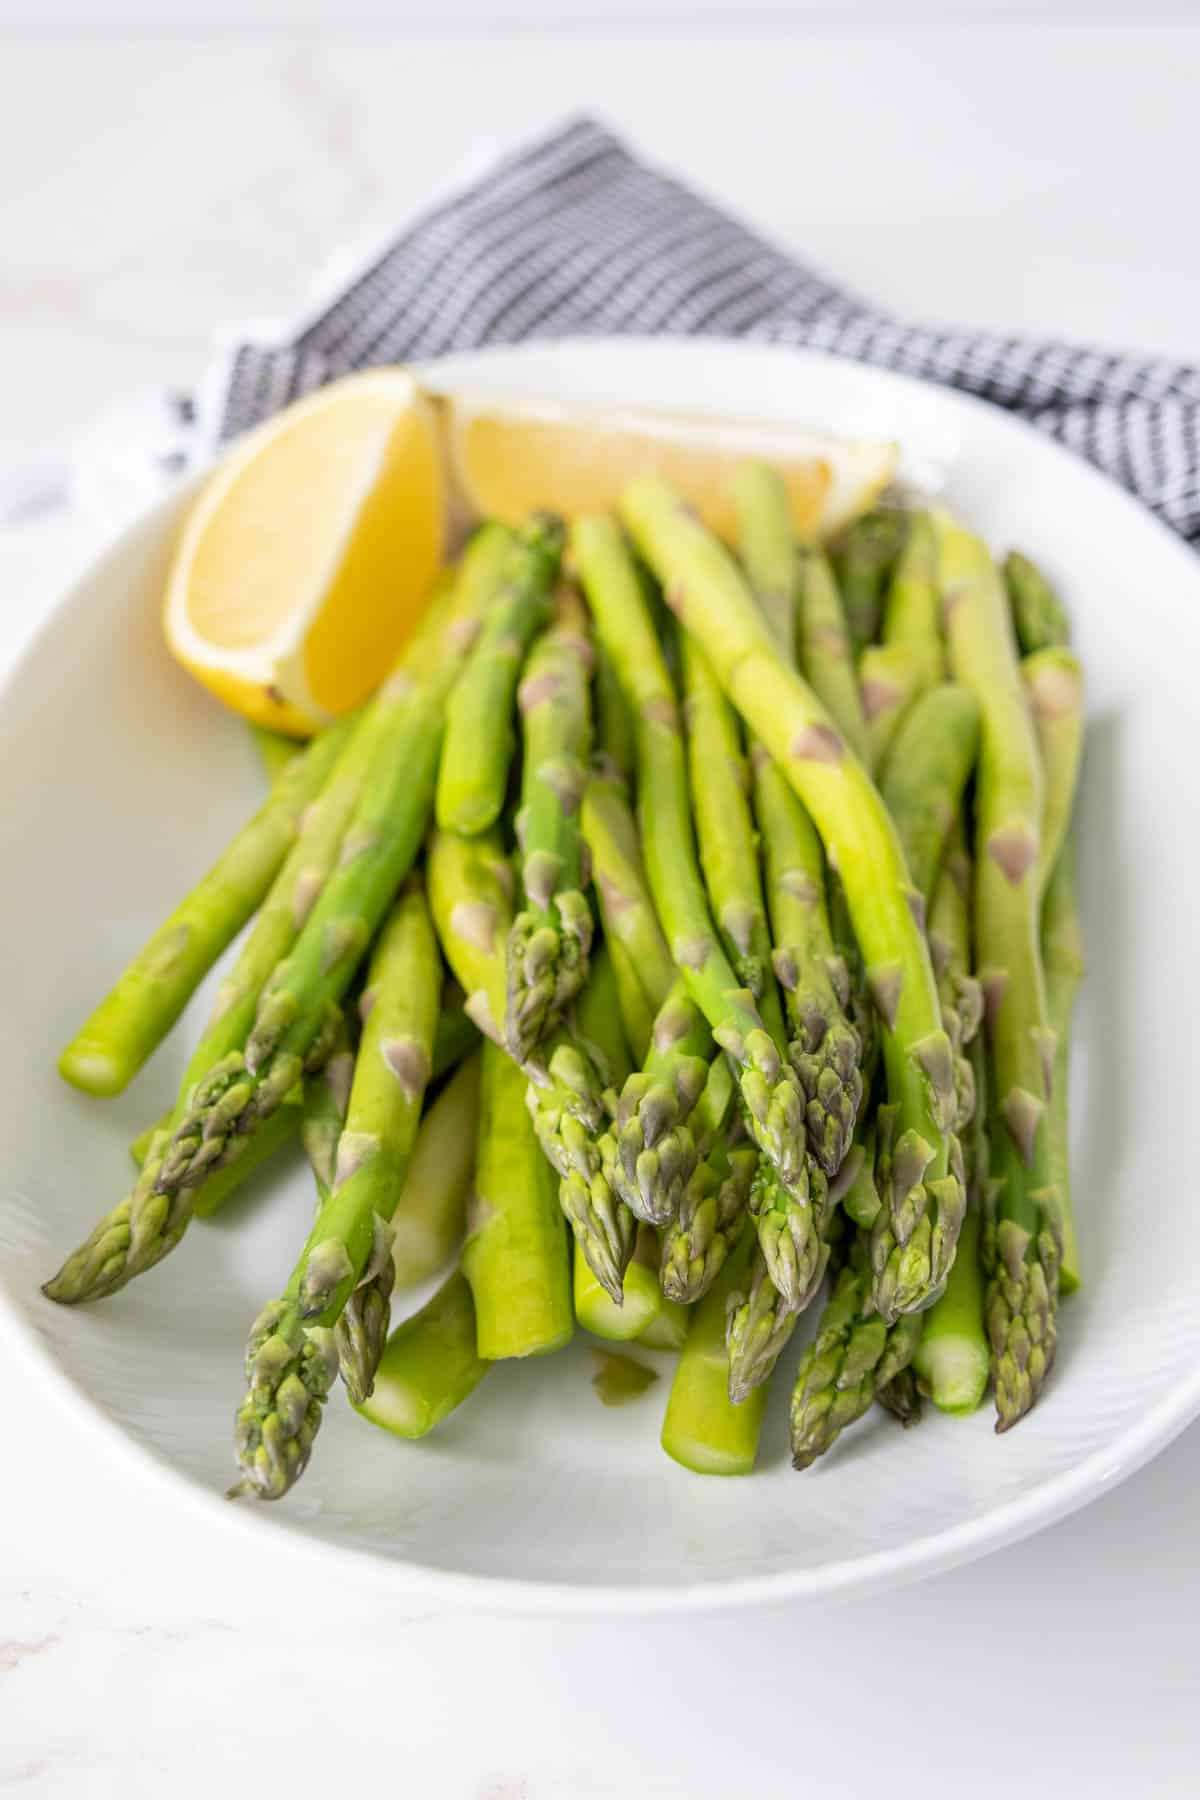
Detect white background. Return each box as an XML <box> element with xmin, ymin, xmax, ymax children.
<box><xmin>3</xmin><ymin>10</ymin><xmax>1199</xmax><ymax>1797</ymax></box>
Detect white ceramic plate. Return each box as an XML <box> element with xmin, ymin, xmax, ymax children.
<box><xmin>2</xmin><ymin>337</ymin><xmax>1197</xmax><ymax>1613</ymax></box>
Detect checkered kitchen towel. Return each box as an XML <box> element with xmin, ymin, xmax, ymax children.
<box><xmin>210</xmin><ymin>115</ymin><xmax>1200</xmax><ymax>545</ymax></box>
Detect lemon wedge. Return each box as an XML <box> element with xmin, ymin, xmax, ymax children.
<box><xmin>439</xmin><ymin>391</ymin><xmax>897</xmax><ymax>543</ymax></box>
<box><xmin>164</xmin><ymin>370</ymin><xmax>445</xmax><ymax>735</ymax></box>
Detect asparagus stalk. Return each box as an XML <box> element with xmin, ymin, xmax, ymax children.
<box><xmin>877</xmin><ymin>1366</ymin><xmax>923</xmax><ymax>1427</ymax></box>
<box><xmin>57</xmin><ymin>713</ymin><xmax>356</xmax><ymax>1097</ymax></box>
<box><xmin>45</xmin><ymin>572</ymin><xmax>484</xmax><ymax>1306</ymax></box>
<box><xmin>730</xmin><ymin>461</ymin><xmax>799</xmax><ymax>654</ymax></box>
<box><xmin>726</xmin><ymin>1241</ymin><xmax>809</xmax><ymax>1402</ymax></box>
<box><xmin>390</xmin><ymin>1052</ymin><xmax>482</xmax><ymax>1291</ymax></box>
<box><xmin>505</xmin><ymin>586</ymin><xmax>595</xmax><ymax>1061</ymax></box>
<box><xmin>427</xmin><ymin>826</ymin><xmax>514</xmax><ymax>1047</ymax></box>
<box><xmin>661</xmin><ymin>1230</ymin><xmax>769</xmax><ymax>1476</ymax></box>
<box><xmin>435</xmin><ymin>515</ymin><xmax>562</xmax><ymax>834</ymax></box>
<box><xmin>1023</xmin><ymin>648</ymin><xmax>1084</xmax><ymax>892</ymax></box>
<box><xmin>250</xmin><ymin>723</ymin><xmax>303</xmax><ymax>785</ymax></box>
<box><xmin>601</xmin><ymin>981</ymin><xmax>713</xmax><ymax>1228</ymax></box>
<box><xmin>547</xmin><ymin>947</ymin><xmax>639</xmax><ymax>1304</ymax></box>
<box><xmin>575</xmin><ymin>1223</ymin><xmax>664</xmax><ymax>1343</ymax></box>
<box><xmin>618</xmin><ymin>479</ymin><xmax>962</xmax><ymax>1318</ymax></box>
<box><xmin>233</xmin><ymin>881</ymin><xmax>441</xmax><ymax>1498</ymax></box>
<box><xmin>734</xmin><ymin>465</ymin><xmax>863</xmax><ymax>1180</ymax></box>
<box><xmin>659</xmin><ymin>1060</ymin><xmax>757</xmax><ymax>1302</ymax></box>
<box><xmin>355</xmin><ymin>1270</ymin><xmax>489</xmax><ymax>1439</ymax></box>
<box><xmin>926</xmin><ymin>822</ymin><xmax>985</xmax><ymax>1130</ymax></box>
<box><xmin>878</xmin><ymin>684</ymin><xmax>981</xmax><ymax>908</ymax></box>
<box><xmin>580</xmin><ymin>753</ymin><xmax>677</xmax><ymax>1059</ymax></box>
<box><xmin>1042</xmin><ymin>837</ymin><xmax>1085</xmax><ymax>1293</ymax></box>
<box><xmin>938</xmin><ymin>513</ymin><xmax>1061</xmax><ymax>1431</ymax></box>
<box><xmin>878</xmin><ymin>510</ymin><xmax>944</xmax><ymax>701</ymax></box>
<box><xmin>1004</xmin><ymin>551</ymin><xmax>1071</xmax><ymax>656</ymax></box>
<box><xmin>681</xmin><ymin>632</ymin><xmax>784</xmax><ymax>1023</ymax></box>
<box><xmin>913</xmin><ymin>1036</ymin><xmax>990</xmax><ymax>1413</ymax></box>
<box><xmin>795</xmin><ymin>545</ymin><xmax>870</xmax><ymax>761</ymax></box>
<box><xmin>593</xmin><ymin>642</ymin><xmax>637</xmax><ymax>783</ymax></box>
<box><xmin>830</xmin><ymin>508</ymin><xmax>910</xmax><ymax>653</ymax></box>
<box><xmin>464</xmin><ymin>1040</ymin><xmax>574</xmax><ymax>1360</ymax></box>
<box><xmin>746</xmin><ymin>1150</ymin><xmax>831</xmax><ymax>1316</ymax></box>
<box><xmin>572</xmin><ymin>514</ymin><xmax>807</xmax><ymax>1188</ymax></box>
<box><xmin>789</xmin><ymin>1244</ymin><xmax>923</xmax><ymax>1468</ymax></box>
<box><xmin>858</xmin><ymin>643</ymin><xmax>924</xmax><ymax>774</ymax></box>
<box><xmin>753</xmin><ymin>744</ymin><xmax>861</xmax><ymax>1176</ymax></box>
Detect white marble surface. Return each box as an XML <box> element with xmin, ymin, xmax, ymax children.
<box><xmin>3</xmin><ymin>26</ymin><xmax>1199</xmax><ymax>1797</ymax></box>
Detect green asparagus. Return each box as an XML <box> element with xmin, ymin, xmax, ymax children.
<box><xmin>436</xmin><ymin>516</ymin><xmax>562</xmax><ymax>834</ymax></box>
<box><xmin>662</xmin><ymin>1230</ymin><xmax>769</xmax><ymax>1476</ymax></box>
<box><xmin>464</xmin><ymin>1040</ymin><xmax>574</xmax><ymax>1360</ymax></box>
<box><xmin>830</xmin><ymin>508</ymin><xmax>909</xmax><ymax>652</ymax></box>
<box><xmin>619</xmin><ymin>479</ymin><xmax>962</xmax><ymax>1319</ymax></box>
<box><xmin>45</xmin><ymin>571</ymin><xmax>482</xmax><ymax>1305</ymax></box>
<box><xmin>233</xmin><ymin>880</ymin><xmax>440</xmax><ymax>1497</ymax></box>
<box><xmin>796</xmin><ymin>544</ymin><xmax>870</xmax><ymax>761</ymax></box>
<box><xmin>1042</xmin><ymin>837</ymin><xmax>1085</xmax><ymax>1293</ymax></box>
<box><xmin>505</xmin><ymin>586</ymin><xmax>594</xmax><ymax>1061</ymax></box>
<box><xmin>1004</xmin><ymin>551</ymin><xmax>1071</xmax><ymax>656</ymax></box>
<box><xmin>390</xmin><ymin>1052</ymin><xmax>482</xmax><ymax>1291</ymax></box>
<box><xmin>1023</xmin><ymin>648</ymin><xmax>1084</xmax><ymax>892</ymax></box>
<box><xmin>575</xmin><ymin>1223</ymin><xmax>664</xmax><ymax>1342</ymax></box>
<box><xmin>356</xmin><ymin>1270</ymin><xmax>489</xmax><ymax>1439</ymax></box>
<box><xmin>602</xmin><ymin>981</ymin><xmax>712</xmax><ymax>1227</ymax></box>
<box><xmin>572</xmin><ymin>513</ymin><xmax>807</xmax><ymax>1187</ymax></box>
<box><xmin>878</xmin><ymin>684</ymin><xmax>981</xmax><ymax>908</ymax></box>
<box><xmin>938</xmin><ymin>513</ymin><xmax>1060</xmax><ymax>1431</ymax></box>
<box><xmin>580</xmin><ymin>754</ymin><xmax>677</xmax><ymax>1059</ymax></box>
<box><xmin>913</xmin><ymin>1036</ymin><xmax>990</xmax><ymax>1414</ymax></box>
<box><xmin>250</xmin><ymin>723</ymin><xmax>304</xmax><ymax>785</ymax></box>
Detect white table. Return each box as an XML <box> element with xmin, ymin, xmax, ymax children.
<box><xmin>3</xmin><ymin>25</ymin><xmax>1198</xmax><ymax>1796</ymax></box>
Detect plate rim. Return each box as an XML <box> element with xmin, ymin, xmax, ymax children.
<box><xmin>4</xmin><ymin>333</ymin><xmax>1198</xmax><ymax>1613</ymax></box>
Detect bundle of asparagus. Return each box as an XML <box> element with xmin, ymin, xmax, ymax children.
<box><xmin>46</xmin><ymin>455</ymin><xmax>1084</xmax><ymax>1498</ymax></box>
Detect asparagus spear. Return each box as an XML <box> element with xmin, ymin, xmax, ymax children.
<box><xmin>390</xmin><ymin>1052</ymin><xmax>482</xmax><ymax>1291</ymax></box>
<box><xmin>601</xmin><ymin>981</ymin><xmax>712</xmax><ymax>1227</ymax></box>
<box><xmin>427</xmin><ymin>826</ymin><xmax>514</xmax><ymax>1048</ymax></box>
<box><xmin>661</xmin><ymin>1230</ymin><xmax>769</xmax><ymax>1476</ymax></box>
<box><xmin>726</xmin><ymin>1241</ymin><xmax>810</xmax><ymax>1402</ymax></box>
<box><xmin>681</xmin><ymin>632</ymin><xmax>784</xmax><ymax>1021</ymax></box>
<box><xmin>1004</xmin><ymin>550</ymin><xmax>1071</xmax><ymax>656</ymax></box>
<box><xmin>57</xmin><ymin>713</ymin><xmax>356</xmax><ymax>1098</ymax></box>
<box><xmin>858</xmin><ymin>643</ymin><xmax>924</xmax><ymax>774</ymax></box>
<box><xmin>250</xmin><ymin>724</ymin><xmax>303</xmax><ymax>785</ymax></box>
<box><xmin>233</xmin><ymin>881</ymin><xmax>440</xmax><ymax>1498</ymax></box>
<box><xmin>435</xmin><ymin>515</ymin><xmax>562</xmax><ymax>834</ymax></box>
<box><xmin>618</xmin><ymin>479</ymin><xmax>962</xmax><ymax>1318</ymax></box>
<box><xmin>355</xmin><ymin>1270</ymin><xmax>489</xmax><ymax>1440</ymax></box>
<box><xmin>464</xmin><ymin>1040</ymin><xmax>574</xmax><ymax>1360</ymax></box>
<box><xmin>830</xmin><ymin>508</ymin><xmax>910</xmax><ymax>653</ymax></box>
<box><xmin>746</xmin><ymin>1150</ymin><xmax>830</xmax><ymax>1316</ymax></box>
<box><xmin>789</xmin><ymin>1243</ymin><xmax>923</xmax><ymax>1468</ymax></box>
<box><xmin>1042</xmin><ymin>837</ymin><xmax>1085</xmax><ymax>1293</ymax></box>
<box><xmin>877</xmin><ymin>1366</ymin><xmax>923</xmax><ymax>1427</ymax></box>
<box><xmin>572</xmin><ymin>514</ymin><xmax>807</xmax><ymax>1188</ymax></box>
<box><xmin>795</xmin><ymin>545</ymin><xmax>870</xmax><ymax>762</ymax></box>
<box><xmin>878</xmin><ymin>510</ymin><xmax>944</xmax><ymax>700</ymax></box>
<box><xmin>913</xmin><ymin>1036</ymin><xmax>991</xmax><ymax>1413</ymax></box>
<box><xmin>733</xmin><ymin>465</ymin><xmax>863</xmax><ymax>1180</ymax></box>
<box><xmin>878</xmin><ymin>684</ymin><xmax>981</xmax><ymax>908</ymax></box>
<box><xmin>659</xmin><ymin>1060</ymin><xmax>756</xmax><ymax>1302</ymax></box>
<box><xmin>1023</xmin><ymin>648</ymin><xmax>1084</xmax><ymax>892</ymax></box>
<box><xmin>938</xmin><ymin>513</ymin><xmax>1061</xmax><ymax>1430</ymax></box>
<box><xmin>45</xmin><ymin>572</ymin><xmax>485</xmax><ymax>1305</ymax></box>
<box><xmin>550</xmin><ymin>948</ymin><xmax>640</xmax><ymax>1305</ymax></box>
<box><xmin>730</xmin><ymin>461</ymin><xmax>799</xmax><ymax>654</ymax></box>
<box><xmin>580</xmin><ymin>753</ymin><xmax>677</xmax><ymax>1060</ymax></box>
<box><xmin>505</xmin><ymin>586</ymin><xmax>595</xmax><ymax>1062</ymax></box>
<box><xmin>575</xmin><ymin>1223</ymin><xmax>664</xmax><ymax>1343</ymax></box>
<box><xmin>593</xmin><ymin>641</ymin><xmax>637</xmax><ymax>783</ymax></box>
<box><xmin>925</xmin><ymin>822</ymin><xmax>984</xmax><ymax>1131</ymax></box>
<box><xmin>753</xmin><ymin>744</ymin><xmax>861</xmax><ymax>1176</ymax></box>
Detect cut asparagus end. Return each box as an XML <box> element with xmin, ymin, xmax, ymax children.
<box><xmin>913</xmin><ymin>1336</ymin><xmax>990</xmax><ymax>1417</ymax></box>
<box><xmin>574</xmin><ymin>1235</ymin><xmax>662</xmax><ymax>1343</ymax></box>
<box><xmin>661</xmin><ymin>1354</ymin><xmax>768</xmax><ymax>1476</ymax></box>
<box><xmin>356</xmin><ymin>1271</ymin><xmax>489</xmax><ymax>1438</ymax></box>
